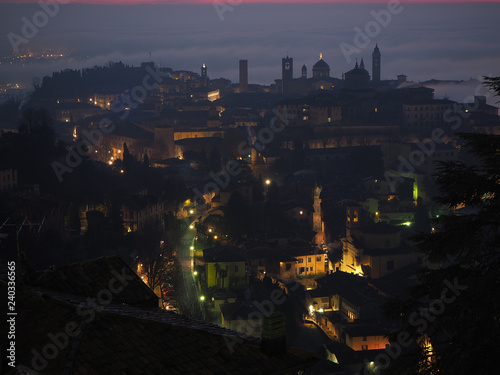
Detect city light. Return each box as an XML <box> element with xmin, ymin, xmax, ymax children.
<box><xmin>190</xmin><ymin>246</ymin><xmax>194</xmax><ymax>250</ymax></box>
<box><xmin>265</xmin><ymin>179</ymin><xmax>271</xmax><ymax>185</ymax></box>
<box><xmin>200</xmin><ymin>296</ymin><xmax>205</xmax><ymax>301</ymax></box>
<box><xmin>193</xmin><ymin>271</ymin><xmax>198</xmax><ymax>276</ymax></box>
<box><xmin>189</xmin><ymin>225</ymin><xmax>194</xmax><ymax>229</ymax></box>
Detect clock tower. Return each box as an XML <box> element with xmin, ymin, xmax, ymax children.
<box><xmin>372</xmin><ymin>44</ymin><xmax>381</xmax><ymax>82</ymax></box>
<box><xmin>282</xmin><ymin>56</ymin><xmax>293</xmax><ymax>94</ymax></box>
<box><xmin>201</xmin><ymin>63</ymin><xmax>208</xmax><ymax>87</ymax></box>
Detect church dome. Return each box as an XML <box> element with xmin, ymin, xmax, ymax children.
<box><xmin>313</xmin><ymin>59</ymin><xmax>329</xmax><ymax>69</ymax></box>
<box><xmin>312</xmin><ymin>53</ymin><xmax>330</xmax><ymax>79</ymax></box>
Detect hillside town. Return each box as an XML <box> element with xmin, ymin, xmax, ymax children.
<box><xmin>1</xmin><ymin>46</ymin><xmax>499</xmax><ymax>374</ymax></box>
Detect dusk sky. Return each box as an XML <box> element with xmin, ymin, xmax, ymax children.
<box><xmin>1</xmin><ymin>0</ymin><xmax>499</xmax><ymax>101</ymax></box>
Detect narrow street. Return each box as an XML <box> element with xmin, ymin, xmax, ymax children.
<box><xmin>176</xmin><ymin>220</ymin><xmax>203</xmax><ymax>318</ymax></box>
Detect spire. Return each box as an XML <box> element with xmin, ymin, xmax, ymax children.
<box><xmin>355</xmin><ymin>58</ymin><xmax>358</xmax><ymax>69</ymax></box>
<box><xmin>360</xmin><ymin>58</ymin><xmax>365</xmax><ymax>70</ymax></box>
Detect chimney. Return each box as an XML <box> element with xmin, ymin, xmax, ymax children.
<box><xmin>260</xmin><ymin>311</ymin><xmax>287</xmax><ymax>357</ymax></box>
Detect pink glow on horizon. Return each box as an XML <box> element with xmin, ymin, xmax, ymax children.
<box><xmin>1</xmin><ymin>0</ymin><xmax>500</xmax><ymax>3</ymax></box>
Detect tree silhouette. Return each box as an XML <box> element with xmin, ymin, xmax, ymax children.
<box><xmin>383</xmin><ymin>132</ymin><xmax>500</xmax><ymax>374</ymax></box>
<box><xmin>413</xmin><ymin>197</ymin><xmax>431</xmax><ymax>234</ymax></box>
<box><xmin>122</xmin><ymin>142</ymin><xmax>134</xmax><ymax>173</ymax></box>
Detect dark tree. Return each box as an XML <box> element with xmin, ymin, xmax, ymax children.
<box><xmin>122</xmin><ymin>142</ymin><xmax>134</xmax><ymax>173</ymax></box>
<box><xmin>414</xmin><ymin>197</ymin><xmax>431</xmax><ymax>234</ymax></box>
<box><xmin>208</xmin><ymin>147</ymin><xmax>221</xmax><ymax>173</ymax></box>
<box><xmin>222</xmin><ymin>191</ymin><xmax>256</xmax><ymax>242</ymax></box>
<box><xmin>383</xmin><ymin>132</ymin><xmax>500</xmax><ymax>374</ymax></box>
<box><xmin>65</xmin><ymin>203</ymin><xmax>81</xmax><ymax>235</ymax></box>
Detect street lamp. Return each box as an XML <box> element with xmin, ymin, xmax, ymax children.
<box><xmin>189</xmin><ymin>224</ymin><xmax>194</xmax><ymax>229</ymax></box>
<box><xmin>200</xmin><ymin>296</ymin><xmax>205</xmax><ymax>301</ymax></box>
<box><xmin>193</xmin><ymin>271</ymin><xmax>198</xmax><ymax>276</ymax></box>
<box><xmin>190</xmin><ymin>246</ymin><xmax>194</xmax><ymax>250</ymax></box>
<box><xmin>265</xmin><ymin>179</ymin><xmax>271</xmax><ymax>185</ymax></box>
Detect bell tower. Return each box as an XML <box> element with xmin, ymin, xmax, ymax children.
<box><xmin>201</xmin><ymin>63</ymin><xmax>208</xmax><ymax>87</ymax></box>
<box><xmin>372</xmin><ymin>44</ymin><xmax>381</xmax><ymax>82</ymax></box>
<box><xmin>282</xmin><ymin>56</ymin><xmax>293</xmax><ymax>94</ymax></box>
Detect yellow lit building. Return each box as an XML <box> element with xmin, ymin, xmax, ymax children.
<box><xmin>344</xmin><ymin>324</ymin><xmax>390</xmax><ymax>351</ymax></box>
<box><xmin>340</xmin><ymin>204</ymin><xmax>422</xmax><ymax>279</ymax></box>
<box><xmin>203</xmin><ymin>246</ymin><xmax>247</xmax><ymax>290</ymax></box>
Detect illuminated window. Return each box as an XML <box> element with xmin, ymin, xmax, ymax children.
<box><xmin>353</xmin><ymin>211</ymin><xmax>358</xmax><ymax>223</ymax></box>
